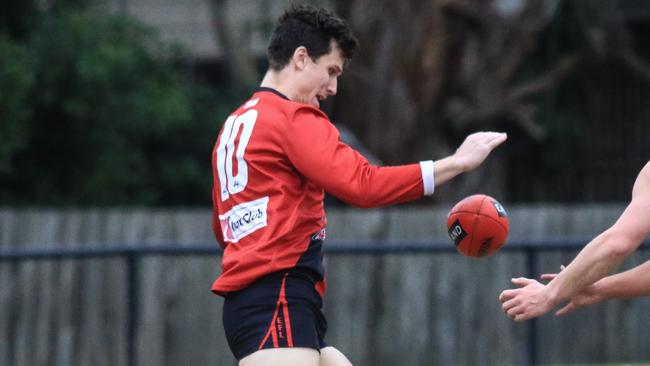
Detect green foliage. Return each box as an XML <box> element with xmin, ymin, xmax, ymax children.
<box><xmin>0</xmin><ymin>0</ymin><xmax>39</xmax><ymax>39</ymax></box>
<box><xmin>0</xmin><ymin>36</ymin><xmax>35</xmax><ymax>174</ymax></box>
<box><xmin>0</xmin><ymin>8</ymin><xmax>236</xmax><ymax>206</ymax></box>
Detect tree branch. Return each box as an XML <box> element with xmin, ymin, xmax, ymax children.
<box><xmin>208</xmin><ymin>0</ymin><xmax>258</xmax><ymax>90</ymax></box>
<box><xmin>507</xmin><ymin>54</ymin><xmax>581</xmax><ymax>101</ymax></box>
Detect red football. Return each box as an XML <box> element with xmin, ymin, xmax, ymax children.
<box><xmin>446</xmin><ymin>194</ymin><xmax>509</xmax><ymax>257</ymax></box>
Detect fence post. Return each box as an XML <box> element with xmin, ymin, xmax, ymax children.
<box><xmin>525</xmin><ymin>246</ymin><xmax>538</xmax><ymax>366</ymax></box>
<box><xmin>126</xmin><ymin>251</ymin><xmax>138</xmax><ymax>366</ymax></box>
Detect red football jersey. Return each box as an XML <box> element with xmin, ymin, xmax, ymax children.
<box><xmin>211</xmin><ymin>88</ymin><xmax>434</xmax><ymax>296</ymax></box>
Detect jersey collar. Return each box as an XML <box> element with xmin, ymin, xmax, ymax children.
<box><xmin>257</xmin><ymin>87</ymin><xmax>289</xmax><ymax>101</ymax></box>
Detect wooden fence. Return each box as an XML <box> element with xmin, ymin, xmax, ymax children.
<box><xmin>2</xmin><ymin>206</ymin><xmax>650</xmax><ymax>366</ymax></box>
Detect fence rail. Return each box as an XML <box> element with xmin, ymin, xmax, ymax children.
<box><xmin>1</xmin><ymin>238</ymin><xmax>633</xmax><ymax>260</ymax></box>
<box><xmin>1</xmin><ymin>239</ymin><xmax>649</xmax><ymax>366</ymax></box>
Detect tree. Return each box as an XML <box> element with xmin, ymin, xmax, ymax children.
<box><xmin>330</xmin><ymin>0</ymin><xmax>650</xmax><ymax>202</ymax></box>
<box><xmin>205</xmin><ymin>0</ymin><xmax>650</xmax><ymax>203</ymax></box>
<box><xmin>0</xmin><ymin>36</ymin><xmax>35</xmax><ymax>175</ymax></box>
<box><xmin>328</xmin><ymin>0</ymin><xmax>569</xmax><ymax>201</ymax></box>
<box><xmin>0</xmin><ymin>6</ymin><xmax>229</xmax><ymax>206</ymax></box>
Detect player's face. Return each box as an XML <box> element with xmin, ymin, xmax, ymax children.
<box><xmin>300</xmin><ymin>42</ymin><xmax>344</xmax><ymax>108</ymax></box>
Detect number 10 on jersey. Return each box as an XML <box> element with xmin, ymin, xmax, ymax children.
<box><xmin>215</xmin><ymin>110</ymin><xmax>258</xmax><ymax>201</ymax></box>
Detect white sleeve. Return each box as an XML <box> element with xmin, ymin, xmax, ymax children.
<box><xmin>419</xmin><ymin>160</ymin><xmax>435</xmax><ymax>196</ymax></box>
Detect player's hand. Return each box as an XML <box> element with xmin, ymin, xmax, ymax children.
<box><xmin>498</xmin><ymin>277</ymin><xmax>557</xmax><ymax>322</ymax></box>
<box><xmin>554</xmin><ymin>281</ymin><xmax>604</xmax><ymax>316</ymax></box>
<box><xmin>540</xmin><ymin>265</ymin><xmax>565</xmax><ymax>282</ymax></box>
<box><xmin>453</xmin><ymin>132</ymin><xmax>507</xmax><ymax>172</ymax></box>
<box><xmin>537</xmin><ymin>265</ymin><xmax>604</xmax><ymax>316</ymax></box>
<box><xmin>552</xmin><ymin>286</ymin><xmax>599</xmax><ymax>316</ymax></box>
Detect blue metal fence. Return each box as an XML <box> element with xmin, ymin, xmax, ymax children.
<box><xmin>1</xmin><ymin>239</ymin><xmax>648</xmax><ymax>366</ymax></box>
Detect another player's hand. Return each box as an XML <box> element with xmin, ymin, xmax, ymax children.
<box><xmin>539</xmin><ymin>265</ymin><xmax>566</xmax><ymax>282</ymax></box>
<box><xmin>453</xmin><ymin>132</ymin><xmax>507</xmax><ymax>172</ymax></box>
<box><xmin>554</xmin><ymin>284</ymin><xmax>603</xmax><ymax>316</ymax></box>
<box><xmin>540</xmin><ymin>267</ymin><xmax>604</xmax><ymax>317</ymax></box>
<box><xmin>498</xmin><ymin>277</ymin><xmax>557</xmax><ymax>322</ymax></box>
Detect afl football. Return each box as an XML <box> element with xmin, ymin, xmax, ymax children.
<box><xmin>446</xmin><ymin>194</ymin><xmax>509</xmax><ymax>257</ymax></box>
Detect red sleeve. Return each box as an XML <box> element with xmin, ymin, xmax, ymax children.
<box><xmin>283</xmin><ymin>107</ymin><xmax>424</xmax><ymax>208</ymax></box>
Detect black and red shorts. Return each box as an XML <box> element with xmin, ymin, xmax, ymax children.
<box><xmin>222</xmin><ymin>269</ymin><xmax>328</xmax><ymax>360</ymax></box>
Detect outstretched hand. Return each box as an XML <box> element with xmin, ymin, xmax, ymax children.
<box><xmin>453</xmin><ymin>132</ymin><xmax>508</xmax><ymax>172</ymax></box>
<box><xmin>499</xmin><ymin>277</ymin><xmax>557</xmax><ymax>322</ymax></box>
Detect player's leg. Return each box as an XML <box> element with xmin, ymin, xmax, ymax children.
<box><xmin>240</xmin><ymin>348</ymin><xmax>320</xmax><ymax>366</ymax></box>
<box><xmin>320</xmin><ymin>346</ymin><xmax>353</xmax><ymax>366</ymax></box>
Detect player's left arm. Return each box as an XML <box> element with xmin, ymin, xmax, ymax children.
<box><xmin>433</xmin><ymin>132</ymin><xmax>508</xmax><ymax>186</ymax></box>
<box><xmin>284</xmin><ymin>108</ymin><xmax>506</xmax><ymax>208</ymax></box>
<box><xmin>284</xmin><ymin>108</ymin><xmax>424</xmax><ymax>208</ymax></box>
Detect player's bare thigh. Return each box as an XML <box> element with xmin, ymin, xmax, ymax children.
<box><xmin>320</xmin><ymin>346</ymin><xmax>353</xmax><ymax>366</ymax></box>
<box><xmin>239</xmin><ymin>348</ymin><xmax>319</xmax><ymax>366</ymax></box>
<box><xmin>238</xmin><ymin>347</ymin><xmax>353</xmax><ymax>366</ymax></box>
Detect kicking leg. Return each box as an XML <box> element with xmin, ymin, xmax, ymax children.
<box><xmin>320</xmin><ymin>346</ymin><xmax>353</xmax><ymax>366</ymax></box>
<box><xmin>240</xmin><ymin>347</ymin><xmax>320</xmax><ymax>366</ymax></box>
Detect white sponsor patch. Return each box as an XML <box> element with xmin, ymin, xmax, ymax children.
<box><xmin>219</xmin><ymin>196</ymin><xmax>269</xmax><ymax>243</ymax></box>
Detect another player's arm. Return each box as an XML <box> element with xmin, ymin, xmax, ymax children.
<box><xmin>599</xmin><ymin>260</ymin><xmax>650</xmax><ymax>300</ymax></box>
<box><xmin>543</xmin><ymin>258</ymin><xmax>650</xmax><ymax>317</ymax></box>
<box><xmin>501</xmin><ymin>161</ymin><xmax>650</xmax><ymax>320</ymax></box>
<box><xmin>542</xmin><ymin>161</ymin><xmax>650</xmax><ymax>306</ymax></box>
<box><xmin>585</xmin><ymin>259</ymin><xmax>650</xmax><ymax>301</ymax></box>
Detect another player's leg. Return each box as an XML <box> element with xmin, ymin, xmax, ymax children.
<box><xmin>320</xmin><ymin>346</ymin><xmax>354</xmax><ymax>366</ymax></box>
<box><xmin>240</xmin><ymin>348</ymin><xmax>320</xmax><ymax>366</ymax></box>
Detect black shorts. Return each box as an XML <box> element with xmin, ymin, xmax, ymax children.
<box><xmin>222</xmin><ymin>269</ymin><xmax>328</xmax><ymax>360</ymax></box>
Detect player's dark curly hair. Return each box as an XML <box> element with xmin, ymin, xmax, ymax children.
<box><xmin>267</xmin><ymin>5</ymin><xmax>359</xmax><ymax>71</ymax></box>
